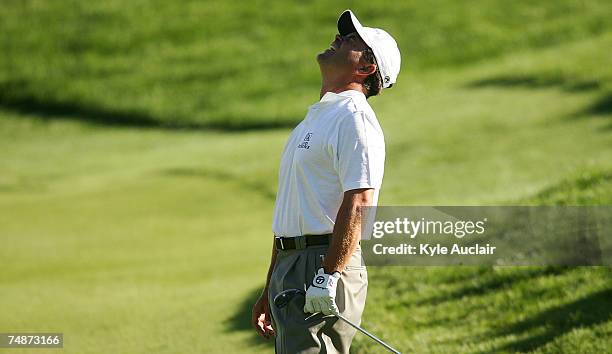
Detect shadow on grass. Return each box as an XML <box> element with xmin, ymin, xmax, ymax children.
<box><xmin>527</xmin><ymin>169</ymin><xmax>612</xmax><ymax>205</ymax></box>
<box><xmin>494</xmin><ymin>288</ymin><xmax>612</xmax><ymax>353</ymax></box>
<box><xmin>580</xmin><ymin>93</ymin><xmax>612</xmax><ymax>131</ymax></box>
<box><xmin>465</xmin><ymin>74</ymin><xmax>601</xmax><ymax>92</ymax></box>
<box><xmin>0</xmin><ymin>80</ymin><xmax>297</xmax><ymax>132</ymax></box>
<box><xmin>224</xmin><ymin>286</ymin><xmax>274</xmax><ymax>349</ymax></box>
<box><xmin>162</xmin><ymin>167</ymin><xmax>276</xmax><ymax>201</ymax></box>
<box><xmin>583</xmin><ymin>93</ymin><xmax>612</xmax><ymax>115</ymax></box>
<box><xmin>413</xmin><ymin>267</ymin><xmax>570</xmax><ymax>307</ymax></box>
<box><xmin>466</xmin><ymin>74</ymin><xmax>611</xmax><ymax>129</ymax></box>
<box><xmin>563</xmin><ymin>92</ymin><xmax>612</xmax><ymax>131</ymax></box>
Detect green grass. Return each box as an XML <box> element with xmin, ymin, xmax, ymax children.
<box><xmin>1</xmin><ymin>0</ymin><xmax>611</xmax><ymax>128</ymax></box>
<box><xmin>1</xmin><ymin>1</ymin><xmax>611</xmax><ymax>353</ymax></box>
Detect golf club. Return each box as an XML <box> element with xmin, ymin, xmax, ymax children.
<box><xmin>273</xmin><ymin>289</ymin><xmax>402</xmax><ymax>354</ymax></box>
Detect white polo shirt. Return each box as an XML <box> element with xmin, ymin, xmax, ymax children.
<box><xmin>272</xmin><ymin>90</ymin><xmax>385</xmax><ymax>237</ymax></box>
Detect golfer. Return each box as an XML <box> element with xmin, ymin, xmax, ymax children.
<box><xmin>252</xmin><ymin>9</ymin><xmax>400</xmax><ymax>353</ymax></box>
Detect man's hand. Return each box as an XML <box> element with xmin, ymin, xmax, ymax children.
<box><xmin>252</xmin><ymin>292</ymin><xmax>275</xmax><ymax>339</ymax></box>
<box><xmin>304</xmin><ymin>268</ymin><xmax>341</xmax><ymax>315</ymax></box>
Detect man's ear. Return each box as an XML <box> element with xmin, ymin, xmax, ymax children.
<box><xmin>357</xmin><ymin>63</ymin><xmax>376</xmax><ymax>76</ymax></box>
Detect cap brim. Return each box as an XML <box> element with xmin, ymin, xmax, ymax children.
<box><xmin>338</xmin><ymin>10</ymin><xmax>374</xmax><ymax>52</ymax></box>
<box><xmin>338</xmin><ymin>10</ymin><xmax>364</xmax><ymax>37</ymax></box>
<box><xmin>338</xmin><ymin>10</ymin><xmax>356</xmax><ymax>36</ymax></box>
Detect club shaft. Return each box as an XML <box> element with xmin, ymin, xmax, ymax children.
<box><xmin>336</xmin><ymin>313</ymin><xmax>401</xmax><ymax>354</ymax></box>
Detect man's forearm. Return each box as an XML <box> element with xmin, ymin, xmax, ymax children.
<box><xmin>322</xmin><ymin>189</ymin><xmax>372</xmax><ymax>273</ymax></box>
<box><xmin>262</xmin><ymin>237</ymin><xmax>278</xmax><ymax>296</ymax></box>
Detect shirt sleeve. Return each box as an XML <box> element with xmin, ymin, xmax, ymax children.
<box><xmin>335</xmin><ymin>111</ymin><xmax>385</xmax><ymax>192</ymax></box>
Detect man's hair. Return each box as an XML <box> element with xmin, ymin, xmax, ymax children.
<box><xmin>361</xmin><ymin>47</ymin><xmax>382</xmax><ymax>98</ymax></box>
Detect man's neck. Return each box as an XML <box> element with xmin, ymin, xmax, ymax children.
<box><xmin>319</xmin><ymin>82</ymin><xmax>365</xmax><ymax>99</ymax></box>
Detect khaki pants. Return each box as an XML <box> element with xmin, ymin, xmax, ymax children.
<box><xmin>268</xmin><ymin>244</ymin><xmax>368</xmax><ymax>354</ymax></box>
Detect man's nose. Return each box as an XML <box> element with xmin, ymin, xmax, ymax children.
<box><xmin>334</xmin><ymin>34</ymin><xmax>343</xmax><ymax>44</ymax></box>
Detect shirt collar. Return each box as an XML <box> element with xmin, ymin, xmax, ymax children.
<box><xmin>310</xmin><ymin>89</ymin><xmax>365</xmax><ymax>109</ymax></box>
<box><xmin>320</xmin><ymin>89</ymin><xmax>365</xmax><ymax>102</ymax></box>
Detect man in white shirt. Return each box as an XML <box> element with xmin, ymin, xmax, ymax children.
<box><xmin>252</xmin><ymin>9</ymin><xmax>401</xmax><ymax>353</ymax></box>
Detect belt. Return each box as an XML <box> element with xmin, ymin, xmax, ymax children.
<box><xmin>274</xmin><ymin>234</ymin><xmax>332</xmax><ymax>251</ymax></box>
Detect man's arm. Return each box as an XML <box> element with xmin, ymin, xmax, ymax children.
<box><xmin>322</xmin><ymin>188</ymin><xmax>373</xmax><ymax>273</ymax></box>
<box><xmin>251</xmin><ymin>237</ymin><xmax>278</xmax><ymax>339</ymax></box>
<box><xmin>263</xmin><ymin>237</ymin><xmax>279</xmax><ymax>293</ymax></box>
<box><xmin>304</xmin><ymin>188</ymin><xmax>373</xmax><ymax>315</ymax></box>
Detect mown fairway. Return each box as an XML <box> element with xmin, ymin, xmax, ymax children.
<box><xmin>1</xmin><ymin>1</ymin><xmax>611</xmax><ymax>353</ymax></box>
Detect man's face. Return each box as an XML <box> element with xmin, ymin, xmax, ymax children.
<box><xmin>317</xmin><ymin>32</ymin><xmax>370</xmax><ymax>72</ymax></box>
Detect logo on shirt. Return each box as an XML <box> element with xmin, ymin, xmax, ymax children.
<box><xmin>297</xmin><ymin>132</ymin><xmax>313</xmax><ymax>149</ymax></box>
